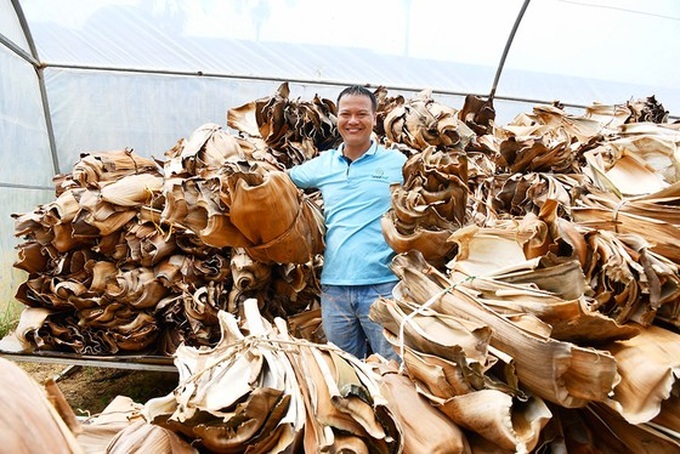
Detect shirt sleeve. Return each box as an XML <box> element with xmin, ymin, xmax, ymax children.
<box><xmin>287</xmin><ymin>156</ymin><xmax>319</xmax><ymax>189</ymax></box>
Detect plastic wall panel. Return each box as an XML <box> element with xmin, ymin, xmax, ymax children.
<box><xmin>46</xmin><ymin>68</ymin><xmax>473</xmax><ymax>171</ymax></box>
<box><xmin>0</xmin><ymin>47</ymin><xmax>53</xmax><ymax>187</ymax></box>
<box><xmin>45</xmin><ymin>69</ymin><xmax>303</xmax><ymax>169</ymax></box>
<box><xmin>0</xmin><ymin>0</ymin><xmax>30</xmax><ymax>53</ymax></box>
<box><xmin>44</xmin><ymin>63</ymin><xmax>543</xmax><ymax>173</ymax></box>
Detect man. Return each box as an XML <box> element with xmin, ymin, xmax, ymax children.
<box><xmin>288</xmin><ymin>85</ymin><xmax>406</xmax><ymax>361</ymax></box>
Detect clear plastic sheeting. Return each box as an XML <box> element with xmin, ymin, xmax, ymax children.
<box><xmin>46</xmin><ymin>69</ymin><xmax>470</xmax><ymax>170</ymax></box>
<box><xmin>0</xmin><ymin>0</ymin><xmax>29</xmax><ymax>54</ymax></box>
<box><xmin>0</xmin><ymin>48</ymin><xmax>53</xmax><ymax>187</ymax></box>
<box><xmin>500</xmin><ymin>0</ymin><xmax>680</xmax><ymax>109</ymax></box>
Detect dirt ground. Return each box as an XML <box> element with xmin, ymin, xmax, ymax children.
<box><xmin>16</xmin><ymin>361</ymin><xmax>179</xmax><ymax>416</ymax></box>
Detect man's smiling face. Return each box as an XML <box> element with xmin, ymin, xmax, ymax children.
<box><xmin>337</xmin><ymin>93</ymin><xmax>376</xmax><ymax>155</ymax></box>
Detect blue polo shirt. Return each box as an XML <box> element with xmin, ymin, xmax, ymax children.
<box><xmin>288</xmin><ymin>141</ymin><xmax>406</xmax><ymax>285</ymax></box>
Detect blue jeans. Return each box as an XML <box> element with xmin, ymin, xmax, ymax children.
<box><xmin>320</xmin><ymin>282</ymin><xmax>400</xmax><ymax>362</ymax></box>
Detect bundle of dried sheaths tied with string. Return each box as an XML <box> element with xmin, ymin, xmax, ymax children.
<box><xmin>2</xmin><ymin>82</ymin><xmax>680</xmax><ymax>452</ymax></box>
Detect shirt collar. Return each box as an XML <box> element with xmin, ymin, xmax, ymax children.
<box><xmin>335</xmin><ymin>140</ymin><xmax>378</xmax><ymax>161</ymax></box>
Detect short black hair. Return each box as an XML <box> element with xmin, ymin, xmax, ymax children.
<box><xmin>337</xmin><ymin>85</ymin><xmax>377</xmax><ymax>112</ymax></box>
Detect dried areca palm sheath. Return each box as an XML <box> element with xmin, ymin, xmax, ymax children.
<box><xmin>463</xmin><ymin>151</ymin><xmax>497</xmax><ymax>184</ymax></box>
<box><xmin>73</xmin><ymin>196</ymin><xmax>137</xmax><ymax>238</ymax></box>
<box><xmin>0</xmin><ymin>358</ymin><xmax>83</xmax><ymax>454</ymax></box>
<box><xmin>0</xmin><ymin>307</ymin><xmax>52</xmax><ymax>353</ymax></box>
<box><xmin>458</xmin><ymin>94</ymin><xmax>496</xmax><ymax>136</ymax></box>
<box><xmin>105</xmin><ymin>420</ymin><xmax>198</xmax><ymax>454</ymax></box>
<box><xmin>432</xmin><ymin>388</ymin><xmax>551</xmax><ymax>454</ymax></box>
<box><xmin>445</xmin><ymin>224</ymin><xmax>534</xmax><ymax>277</ymax></box>
<box><xmin>370</xmin><ymin>296</ymin><xmax>491</xmax><ymax>367</ymax></box>
<box><xmin>189</xmin><ymin>125</ymin><xmax>247</xmax><ymax>169</ymax></box>
<box><xmin>401</xmin><ymin>146</ymin><xmax>469</xmax><ymax>224</ymax></box>
<box><xmin>531</xmin><ymin>104</ymin><xmax>608</xmax><ymax>144</ymax></box>
<box><xmin>228</xmin><ymin>82</ymin><xmax>338</xmax><ymax>154</ymax></box>
<box><xmin>392</xmin><ymin>250</ymin><xmax>620</xmax><ymax>408</ymax></box>
<box><xmin>99</xmin><ymin>173</ymin><xmax>163</xmax><ymax>207</ymax></box>
<box><xmin>285</xmin><ymin>307</ymin><xmax>325</xmax><ymax>344</ymax></box>
<box><xmin>30</xmin><ymin>300</ymin><xmax>160</xmax><ymax>353</ymax></box>
<box><xmin>583</xmin><ymin>403</ymin><xmax>680</xmax><ymax>453</ymax></box>
<box><xmin>381</xmin><ymin>210</ymin><xmax>456</xmax><ymax>266</ymax></box>
<box><xmin>16</xmin><ymin>275</ymin><xmax>70</xmax><ymax>310</ymax></box>
<box><xmin>652</xmin><ymin>395</ymin><xmax>680</xmax><ymax>437</ymax></box>
<box><xmin>583</xmin><ymin>145</ymin><xmax>669</xmax><ymax>196</ymax></box>
<box><xmin>626</xmin><ymin>96</ymin><xmax>670</xmax><ymax>123</ymax></box>
<box><xmin>370</xmin><ymin>296</ymin><xmax>550</xmax><ymax>451</ymax></box>
<box><xmin>227</xmin><ymin>101</ymin><xmax>261</xmax><ymax>138</ymax></box>
<box><xmin>481</xmin><ymin>173</ymin><xmax>584</xmax><ymax>220</ymax></box>
<box><xmin>145</xmin><ymin>303</ymin><xmax>305</xmax><ymax>453</ymax></box>
<box><xmin>269</xmin><ymin>259</ymin><xmax>321</xmax><ymax>314</ymax></box>
<box><xmin>547</xmin><ymin>404</ymin><xmax>678</xmax><ymax>454</ymax></box>
<box><xmin>229</xmin><ymin>247</ymin><xmax>272</xmax><ymax>293</ymax></box>
<box><xmin>285</xmin><ymin>341</ymin><xmax>353</xmax><ymax>451</ymax></box>
<box><xmin>162</xmin><ymin>177</ymin><xmax>253</xmax><ymax>248</ymax></box>
<box><xmin>124</xmin><ymin>221</ymin><xmax>177</xmax><ymax>266</ymax></box>
<box><xmin>583</xmin><ymin>101</ymin><xmax>633</xmax><ymax>127</ymax></box>
<box><xmin>397</xmin><ymin>343</ymin><xmax>479</xmax><ymax>397</ymax></box>
<box><xmin>383</xmin><ymin>89</ymin><xmax>475</xmax><ymax>151</ymax></box>
<box><xmin>602</xmin><ymin>324</ymin><xmax>680</xmax><ymax>425</ymax></box>
<box><xmin>372</xmin><ymin>285</ymin><xmax>549</xmax><ymax>451</ymax></box>
<box><xmin>245</xmin><ymin>196</ymin><xmax>325</xmax><ymax>265</ymax></box>
<box><xmin>452</xmin><ymin>265</ymin><xmax>639</xmax><ymax>343</ymax></box>
<box><xmin>224</xmin><ymin>168</ymin><xmax>299</xmax><ymax>246</ymax></box>
<box><xmin>572</xmin><ymin>184</ymin><xmax>680</xmax><ymax>264</ymax></box>
<box><xmin>388</xmin><ymin>181</ymin><xmax>461</xmax><ymax>229</ymax></box>
<box><xmin>70</xmin><ymin>148</ymin><xmax>160</xmax><ymax>187</ymax></box>
<box><xmin>226</xmin><ymin>169</ymin><xmax>324</xmax><ymax>264</ymax></box>
<box><xmin>146</xmin><ymin>301</ymin><xmax>402</xmax><ymax>452</ymax></box>
<box><xmin>275</xmin><ymin>321</ymin><xmax>402</xmax><ymax>453</ymax></box>
<box><xmin>583</xmin><ymin>97</ymin><xmax>669</xmax><ymax>128</ymax></box>
<box><xmin>614</xmin><ymin>233</ymin><xmax>680</xmax><ymax>326</ymax></box>
<box><xmin>75</xmin><ymin>396</ymin><xmax>144</xmax><ymax>452</ymax></box>
<box><xmin>375</xmin><ymin>364</ymin><xmax>472</xmax><ymax>453</ymax></box>
<box><xmin>499</xmin><ymin>103</ymin><xmax>604</xmax><ymax>149</ymax></box>
<box><xmin>50</xmin><ymin>221</ymin><xmax>88</xmax><ymax>253</ymax></box>
<box><xmin>609</xmin><ymin>124</ymin><xmax>680</xmax><ymax>184</ymax></box>
<box><xmin>497</xmin><ymin>136</ymin><xmax>575</xmax><ymax>174</ymax></box>
<box><xmin>484</xmin><ymin>258</ymin><xmax>585</xmax><ymax>301</ymax></box>
<box><xmin>13</xmin><ymin>209</ymin><xmax>50</xmax><ymax>241</ymax></box>
<box><xmin>314</xmin><ymin>349</ymin><xmax>388</xmax><ymax>442</ymax></box>
<box><xmin>273</xmin><ymin>139</ymin><xmax>316</xmax><ymax>168</ymax></box>
<box><xmin>164</xmin><ymin>123</ymin><xmax>250</xmax><ymax>178</ymax></box>
<box><xmin>330</xmin><ymin>352</ymin><xmax>402</xmax><ymax>454</ymax></box>
<box><xmin>46</xmin><ymin>188</ymin><xmax>83</xmax><ymax>224</ymax></box>
<box><xmin>14</xmin><ymin>240</ymin><xmax>49</xmax><ymax>274</ymax></box>
<box><xmin>381</xmin><ymin>147</ymin><xmax>468</xmax><ymax>265</ymax></box>
<box><xmin>577</xmin><ymin>227</ymin><xmax>680</xmax><ymax>326</ymax></box>
<box><xmin>105</xmin><ymin>267</ymin><xmax>168</xmax><ymax>309</ymax></box>
<box><xmin>107</xmin><ymin>313</ymin><xmax>160</xmax><ymax>352</ymax></box>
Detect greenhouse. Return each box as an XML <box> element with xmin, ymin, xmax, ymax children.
<box><xmin>1</xmin><ymin>0</ymin><xmax>679</xmax><ymax>452</ymax></box>
<box><xmin>2</xmin><ymin>0</ymin><xmax>679</xmax><ymax>301</ymax></box>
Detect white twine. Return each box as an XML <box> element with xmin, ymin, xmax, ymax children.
<box><xmin>397</xmin><ymin>275</ymin><xmax>474</xmax><ymax>372</ymax></box>
<box><xmin>611</xmin><ymin>198</ymin><xmax>628</xmax><ymax>233</ymax></box>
